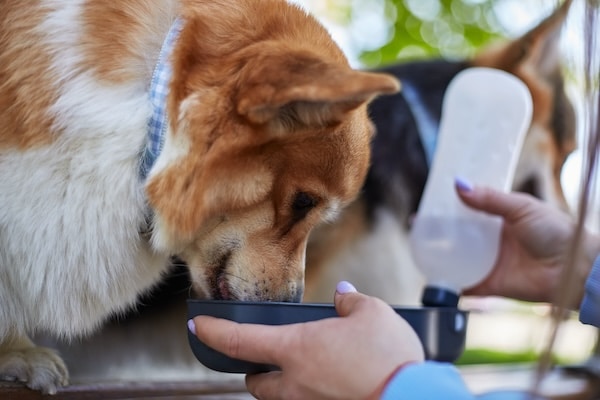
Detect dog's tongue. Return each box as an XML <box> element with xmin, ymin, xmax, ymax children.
<box><xmin>410</xmin><ymin>67</ymin><xmax>533</xmax><ymax>307</ymax></box>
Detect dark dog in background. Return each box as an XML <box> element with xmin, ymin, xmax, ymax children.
<box><xmin>38</xmin><ymin>0</ymin><xmax>576</xmax><ymax>383</ymax></box>
<box><xmin>303</xmin><ymin>0</ymin><xmax>575</xmax><ymax>304</ymax></box>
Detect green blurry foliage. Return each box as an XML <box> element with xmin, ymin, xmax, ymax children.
<box><xmin>334</xmin><ymin>0</ymin><xmax>510</xmax><ymax>68</ymax></box>
<box><xmin>366</xmin><ymin>0</ymin><xmax>505</xmax><ymax>66</ymax></box>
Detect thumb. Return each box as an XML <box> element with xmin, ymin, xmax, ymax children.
<box><xmin>333</xmin><ymin>281</ymin><xmax>369</xmax><ymax>317</ymax></box>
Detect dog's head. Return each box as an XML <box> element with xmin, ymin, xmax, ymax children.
<box><xmin>144</xmin><ymin>0</ymin><xmax>399</xmax><ymax>301</ymax></box>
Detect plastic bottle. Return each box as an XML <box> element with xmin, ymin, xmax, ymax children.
<box><xmin>409</xmin><ymin>67</ymin><xmax>533</xmax><ymax>307</ymax></box>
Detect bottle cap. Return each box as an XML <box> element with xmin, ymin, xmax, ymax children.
<box><xmin>421</xmin><ymin>286</ymin><xmax>459</xmax><ymax>307</ymax></box>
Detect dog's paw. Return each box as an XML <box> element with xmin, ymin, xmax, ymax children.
<box><xmin>0</xmin><ymin>346</ymin><xmax>69</xmax><ymax>394</ymax></box>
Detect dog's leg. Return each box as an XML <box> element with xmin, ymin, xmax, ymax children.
<box><xmin>0</xmin><ymin>332</ymin><xmax>68</xmax><ymax>394</ymax></box>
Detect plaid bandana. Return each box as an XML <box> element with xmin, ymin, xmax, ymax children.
<box><xmin>139</xmin><ymin>18</ymin><xmax>183</xmax><ymax>180</ymax></box>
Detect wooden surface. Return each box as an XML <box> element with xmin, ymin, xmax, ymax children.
<box><xmin>0</xmin><ymin>380</ymin><xmax>253</xmax><ymax>400</ymax></box>
<box><xmin>1</xmin><ymin>365</ymin><xmax>599</xmax><ymax>400</ymax></box>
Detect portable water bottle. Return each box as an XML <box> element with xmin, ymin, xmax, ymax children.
<box><xmin>409</xmin><ymin>67</ymin><xmax>533</xmax><ymax>307</ymax></box>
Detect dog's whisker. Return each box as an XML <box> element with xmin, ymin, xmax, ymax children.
<box><xmin>222</xmin><ymin>271</ymin><xmax>250</xmax><ymax>284</ymax></box>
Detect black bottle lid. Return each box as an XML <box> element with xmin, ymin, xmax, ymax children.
<box><xmin>421</xmin><ymin>285</ymin><xmax>459</xmax><ymax>307</ymax></box>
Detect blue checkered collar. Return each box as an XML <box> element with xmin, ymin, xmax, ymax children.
<box><xmin>139</xmin><ymin>18</ymin><xmax>183</xmax><ymax>180</ymax></box>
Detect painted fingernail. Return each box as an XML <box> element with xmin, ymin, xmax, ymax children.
<box><xmin>187</xmin><ymin>319</ymin><xmax>196</xmax><ymax>334</ymax></box>
<box><xmin>455</xmin><ymin>177</ymin><xmax>473</xmax><ymax>192</ymax></box>
<box><xmin>336</xmin><ymin>280</ymin><xmax>357</xmax><ymax>294</ymax></box>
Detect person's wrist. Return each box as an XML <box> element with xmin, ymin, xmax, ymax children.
<box><xmin>366</xmin><ymin>361</ymin><xmax>420</xmax><ymax>400</ymax></box>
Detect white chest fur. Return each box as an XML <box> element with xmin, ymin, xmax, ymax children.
<box><xmin>0</xmin><ymin>0</ymin><xmax>172</xmax><ymax>338</ymax></box>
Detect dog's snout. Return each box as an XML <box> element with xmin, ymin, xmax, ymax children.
<box><xmin>215</xmin><ymin>272</ymin><xmax>304</xmax><ymax>302</ymax></box>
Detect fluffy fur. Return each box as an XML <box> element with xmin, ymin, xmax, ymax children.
<box><xmin>0</xmin><ymin>0</ymin><xmax>399</xmax><ymax>393</ymax></box>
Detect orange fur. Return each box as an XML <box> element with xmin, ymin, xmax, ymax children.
<box><xmin>80</xmin><ymin>1</ymin><xmax>176</xmax><ymax>84</ymax></box>
<box><xmin>0</xmin><ymin>4</ymin><xmax>58</xmax><ymax>148</ymax></box>
<box><xmin>147</xmin><ymin>0</ymin><xmax>398</xmax><ymax>244</ymax></box>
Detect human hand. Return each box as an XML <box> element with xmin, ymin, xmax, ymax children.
<box><xmin>188</xmin><ymin>281</ymin><xmax>425</xmax><ymax>400</ymax></box>
<box><xmin>456</xmin><ymin>180</ymin><xmax>600</xmax><ymax>308</ymax></box>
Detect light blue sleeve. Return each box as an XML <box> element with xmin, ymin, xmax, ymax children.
<box><xmin>381</xmin><ymin>361</ymin><xmax>475</xmax><ymax>400</ymax></box>
<box><xmin>580</xmin><ymin>253</ymin><xmax>600</xmax><ymax>327</ymax></box>
<box><xmin>381</xmin><ymin>362</ymin><xmax>543</xmax><ymax>399</ymax></box>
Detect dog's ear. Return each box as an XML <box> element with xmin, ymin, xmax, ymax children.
<box><xmin>235</xmin><ymin>47</ymin><xmax>400</xmax><ymax>130</ymax></box>
<box><xmin>474</xmin><ymin>0</ymin><xmax>572</xmax><ymax>77</ymax></box>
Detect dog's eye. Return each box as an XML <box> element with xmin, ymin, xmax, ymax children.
<box><xmin>291</xmin><ymin>192</ymin><xmax>317</xmax><ymax>220</ymax></box>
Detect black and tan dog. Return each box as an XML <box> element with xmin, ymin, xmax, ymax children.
<box><xmin>304</xmin><ymin>0</ymin><xmax>576</xmax><ymax>304</ymax></box>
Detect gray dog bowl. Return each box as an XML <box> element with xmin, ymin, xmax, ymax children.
<box><xmin>187</xmin><ymin>300</ymin><xmax>468</xmax><ymax>374</ymax></box>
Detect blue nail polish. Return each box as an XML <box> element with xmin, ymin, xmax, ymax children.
<box><xmin>336</xmin><ymin>280</ymin><xmax>357</xmax><ymax>294</ymax></box>
<box><xmin>187</xmin><ymin>319</ymin><xmax>196</xmax><ymax>334</ymax></box>
<box><xmin>455</xmin><ymin>177</ymin><xmax>473</xmax><ymax>192</ymax></box>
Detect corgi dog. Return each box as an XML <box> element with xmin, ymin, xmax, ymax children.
<box><xmin>0</xmin><ymin>0</ymin><xmax>399</xmax><ymax>393</ymax></box>
<box><xmin>14</xmin><ymin>0</ymin><xmax>576</xmax><ymax>391</ymax></box>
<box><xmin>304</xmin><ymin>0</ymin><xmax>576</xmax><ymax>304</ymax></box>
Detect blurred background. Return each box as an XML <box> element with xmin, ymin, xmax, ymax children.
<box><xmin>293</xmin><ymin>0</ymin><xmax>599</xmax><ymax>369</ymax></box>
<box><xmin>291</xmin><ymin>0</ymin><xmax>587</xmax><ymax>205</ymax></box>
